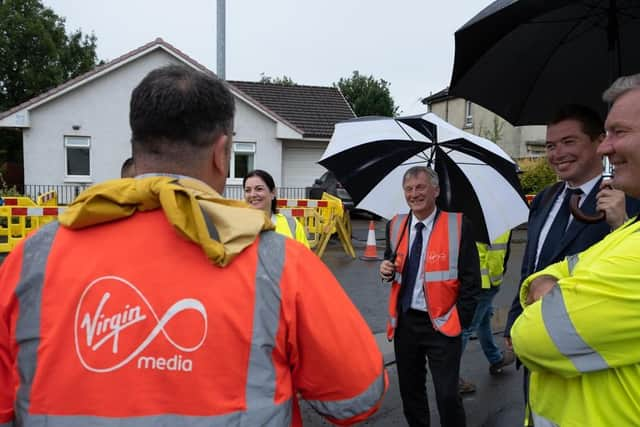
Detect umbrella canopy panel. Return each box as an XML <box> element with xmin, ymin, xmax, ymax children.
<box><xmin>450</xmin><ymin>0</ymin><xmax>640</xmax><ymax>125</ymax></box>
<box><xmin>320</xmin><ymin>116</ymin><xmax>433</xmax><ymax>203</ymax></box>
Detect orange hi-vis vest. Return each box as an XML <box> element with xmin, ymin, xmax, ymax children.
<box><xmin>0</xmin><ymin>210</ymin><xmax>386</xmax><ymax>427</ymax></box>
<box><xmin>386</xmin><ymin>211</ymin><xmax>463</xmax><ymax>340</ymax></box>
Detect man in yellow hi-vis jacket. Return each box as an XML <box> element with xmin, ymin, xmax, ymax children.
<box><xmin>511</xmin><ymin>74</ymin><xmax>640</xmax><ymax>426</ymax></box>
<box><xmin>459</xmin><ymin>230</ymin><xmax>514</xmax><ymax>394</ymax></box>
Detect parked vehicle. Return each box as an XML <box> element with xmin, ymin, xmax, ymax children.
<box><xmin>306</xmin><ymin>171</ymin><xmax>354</xmax><ymax>211</ymax></box>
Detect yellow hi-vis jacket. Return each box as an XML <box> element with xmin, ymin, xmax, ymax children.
<box><xmin>272</xmin><ymin>213</ymin><xmax>310</xmax><ymax>248</ymax></box>
<box><xmin>512</xmin><ymin>216</ymin><xmax>640</xmax><ymax>427</ymax></box>
<box><xmin>476</xmin><ymin>230</ymin><xmax>511</xmax><ymax>289</ymax></box>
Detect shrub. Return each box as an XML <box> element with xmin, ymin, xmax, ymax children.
<box><xmin>0</xmin><ymin>172</ymin><xmax>21</xmax><ymax>196</ymax></box>
<box><xmin>518</xmin><ymin>157</ymin><xmax>557</xmax><ymax>195</ymax></box>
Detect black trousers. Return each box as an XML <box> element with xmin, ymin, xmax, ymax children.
<box><xmin>394</xmin><ymin>309</ymin><xmax>466</xmax><ymax>427</ymax></box>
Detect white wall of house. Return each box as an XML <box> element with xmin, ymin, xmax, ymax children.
<box><xmin>281</xmin><ymin>140</ymin><xmax>328</xmax><ymax>188</ymax></box>
<box><xmin>23</xmin><ymin>50</ymin><xmax>182</xmax><ymax>187</ymax></box>
<box><xmin>231</xmin><ymin>97</ymin><xmax>281</xmax><ymax>186</ymax></box>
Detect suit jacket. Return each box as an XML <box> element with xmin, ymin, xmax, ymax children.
<box><xmin>383</xmin><ymin>209</ymin><xmax>481</xmax><ymax>329</ymax></box>
<box><xmin>505</xmin><ymin>178</ymin><xmax>640</xmax><ymax>336</ymax></box>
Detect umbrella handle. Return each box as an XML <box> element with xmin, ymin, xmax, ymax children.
<box><xmin>569</xmin><ymin>194</ymin><xmax>605</xmax><ymax>224</ymax></box>
<box><xmin>569</xmin><ymin>157</ymin><xmax>614</xmax><ymax>224</ymax></box>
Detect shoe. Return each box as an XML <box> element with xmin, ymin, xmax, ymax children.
<box><xmin>458</xmin><ymin>377</ymin><xmax>476</xmax><ymax>394</ymax></box>
<box><xmin>489</xmin><ymin>350</ymin><xmax>515</xmax><ymax>375</ymax></box>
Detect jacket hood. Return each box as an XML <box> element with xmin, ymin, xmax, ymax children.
<box><xmin>58</xmin><ymin>176</ymin><xmax>274</xmax><ymax>266</ymax></box>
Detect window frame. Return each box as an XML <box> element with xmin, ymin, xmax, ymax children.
<box><xmin>227</xmin><ymin>141</ymin><xmax>256</xmax><ymax>185</ymax></box>
<box><xmin>464</xmin><ymin>100</ymin><xmax>473</xmax><ymax>128</ymax></box>
<box><xmin>63</xmin><ymin>135</ymin><xmax>92</xmax><ymax>183</ymax></box>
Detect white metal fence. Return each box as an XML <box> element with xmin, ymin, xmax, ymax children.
<box><xmin>16</xmin><ymin>184</ymin><xmax>309</xmax><ymax>205</ymax></box>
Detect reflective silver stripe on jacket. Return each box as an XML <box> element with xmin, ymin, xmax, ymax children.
<box><xmin>388</xmin><ymin>315</ymin><xmax>397</xmax><ymax>329</ymax></box>
<box><xmin>531</xmin><ymin>410</ymin><xmax>560</xmax><ymax>427</ymax></box>
<box><xmin>424</xmin><ymin>270</ymin><xmax>458</xmax><ymax>281</ymax></box>
<box><xmin>445</xmin><ymin>213</ymin><xmax>460</xmax><ymax>277</ymax></box>
<box><xmin>21</xmin><ymin>410</ymin><xmax>294</xmax><ymax>427</ymax></box>
<box><xmin>490</xmin><ymin>274</ymin><xmax>503</xmax><ymax>283</ymax></box>
<box><xmin>243</xmin><ymin>230</ymin><xmax>291</xmax><ymax>426</ymax></box>
<box><xmin>306</xmin><ymin>370</ymin><xmax>385</xmax><ymax>421</ymax></box>
<box><xmin>15</xmin><ymin>222</ymin><xmax>59</xmax><ymax>427</ymax></box>
<box><xmin>0</xmin><ymin>421</ymin><xmax>13</xmax><ymax>427</ymax></box>
<box><xmin>283</xmin><ymin>215</ymin><xmax>298</xmax><ymax>238</ymax></box>
<box><xmin>200</xmin><ymin>205</ymin><xmax>220</xmax><ymax>241</ymax></box>
<box><xmin>487</xmin><ymin>243</ymin><xmax>508</xmax><ymax>251</ymax></box>
<box><xmin>480</xmin><ymin>268</ymin><xmax>489</xmax><ymax>277</ymax></box>
<box><xmin>567</xmin><ymin>254</ymin><xmax>579</xmax><ymax>275</ymax></box>
<box><xmin>14</xmin><ymin>225</ymin><xmax>294</xmax><ymax>426</ymax></box>
<box><xmin>541</xmin><ymin>286</ymin><xmax>609</xmax><ymax>373</ymax></box>
<box><xmin>432</xmin><ymin>305</ymin><xmax>456</xmax><ymax>329</ymax></box>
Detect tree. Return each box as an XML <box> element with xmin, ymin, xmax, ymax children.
<box><xmin>334</xmin><ymin>71</ymin><xmax>399</xmax><ymax>117</ymax></box>
<box><xmin>0</xmin><ymin>0</ymin><xmax>101</xmax><ymax>188</ymax></box>
<box><xmin>0</xmin><ymin>0</ymin><xmax>100</xmax><ymax>111</ymax></box>
<box><xmin>259</xmin><ymin>73</ymin><xmax>296</xmax><ymax>86</ymax></box>
<box><xmin>478</xmin><ymin>116</ymin><xmax>505</xmax><ymax>144</ymax></box>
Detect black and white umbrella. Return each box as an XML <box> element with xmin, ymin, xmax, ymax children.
<box><xmin>319</xmin><ymin>113</ymin><xmax>529</xmax><ymax>243</ymax></box>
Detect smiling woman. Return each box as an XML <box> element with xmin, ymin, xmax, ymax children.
<box><xmin>243</xmin><ymin>169</ymin><xmax>309</xmax><ymax>248</ymax></box>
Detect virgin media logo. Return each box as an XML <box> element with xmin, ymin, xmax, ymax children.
<box><xmin>74</xmin><ymin>276</ymin><xmax>208</xmax><ymax>373</ymax></box>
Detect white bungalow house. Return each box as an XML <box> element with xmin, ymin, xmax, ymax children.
<box><xmin>0</xmin><ymin>38</ymin><xmax>355</xmax><ymax>202</ymax></box>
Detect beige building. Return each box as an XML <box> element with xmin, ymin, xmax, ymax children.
<box><xmin>422</xmin><ymin>88</ymin><xmax>546</xmax><ymax>159</ymax></box>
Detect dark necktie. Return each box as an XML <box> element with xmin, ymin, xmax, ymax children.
<box><xmin>537</xmin><ymin>187</ymin><xmax>583</xmax><ymax>269</ymax></box>
<box><xmin>400</xmin><ymin>222</ymin><xmax>425</xmax><ymax>313</ymax></box>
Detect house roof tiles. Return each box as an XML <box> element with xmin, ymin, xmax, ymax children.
<box><xmin>227</xmin><ymin>81</ymin><xmax>355</xmax><ymax>139</ymax></box>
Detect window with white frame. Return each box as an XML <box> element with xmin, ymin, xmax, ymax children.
<box><xmin>464</xmin><ymin>100</ymin><xmax>473</xmax><ymax>128</ymax></box>
<box><xmin>64</xmin><ymin>136</ymin><xmax>91</xmax><ymax>177</ymax></box>
<box><xmin>228</xmin><ymin>142</ymin><xmax>255</xmax><ymax>179</ymax></box>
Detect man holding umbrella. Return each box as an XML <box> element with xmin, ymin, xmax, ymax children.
<box><xmin>511</xmin><ymin>74</ymin><xmax>640</xmax><ymax>426</ymax></box>
<box><xmin>380</xmin><ymin>166</ymin><xmax>480</xmax><ymax>427</ymax></box>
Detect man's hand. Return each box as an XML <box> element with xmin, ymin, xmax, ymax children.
<box><xmin>504</xmin><ymin>337</ymin><xmax>512</xmax><ymax>351</ymax></box>
<box><xmin>597</xmin><ymin>179</ymin><xmax>628</xmax><ymax>230</ymax></box>
<box><xmin>525</xmin><ymin>275</ymin><xmax>558</xmax><ymax>306</ymax></box>
<box><xmin>379</xmin><ymin>259</ymin><xmax>396</xmax><ymax>282</ymax></box>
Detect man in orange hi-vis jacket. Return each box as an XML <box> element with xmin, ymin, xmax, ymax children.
<box><xmin>379</xmin><ymin>166</ymin><xmax>480</xmax><ymax>427</ymax></box>
<box><xmin>0</xmin><ymin>65</ymin><xmax>387</xmax><ymax>427</ymax></box>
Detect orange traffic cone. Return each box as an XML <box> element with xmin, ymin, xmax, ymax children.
<box><xmin>360</xmin><ymin>220</ymin><xmax>382</xmax><ymax>261</ymax></box>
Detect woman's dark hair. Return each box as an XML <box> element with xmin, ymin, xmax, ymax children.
<box><xmin>243</xmin><ymin>169</ymin><xmax>277</xmax><ymax>214</ymax></box>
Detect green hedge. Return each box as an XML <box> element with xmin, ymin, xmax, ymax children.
<box><xmin>518</xmin><ymin>158</ymin><xmax>557</xmax><ymax>195</ymax></box>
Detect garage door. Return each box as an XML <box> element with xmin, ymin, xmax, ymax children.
<box><xmin>282</xmin><ymin>145</ymin><xmax>327</xmax><ymax>189</ymax></box>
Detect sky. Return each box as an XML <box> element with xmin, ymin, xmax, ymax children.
<box><xmin>43</xmin><ymin>0</ymin><xmax>491</xmax><ymax>115</ymax></box>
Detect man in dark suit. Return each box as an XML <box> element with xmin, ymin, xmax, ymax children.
<box><xmin>379</xmin><ymin>166</ymin><xmax>480</xmax><ymax>427</ymax></box>
<box><xmin>504</xmin><ymin>105</ymin><xmax>640</xmax><ymax>411</ymax></box>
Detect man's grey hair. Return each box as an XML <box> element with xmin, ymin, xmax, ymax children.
<box><xmin>402</xmin><ymin>166</ymin><xmax>439</xmax><ymax>187</ymax></box>
<box><xmin>603</xmin><ymin>73</ymin><xmax>640</xmax><ymax>104</ymax></box>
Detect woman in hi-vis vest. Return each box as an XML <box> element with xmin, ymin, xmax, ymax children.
<box><xmin>243</xmin><ymin>169</ymin><xmax>310</xmax><ymax>248</ymax></box>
